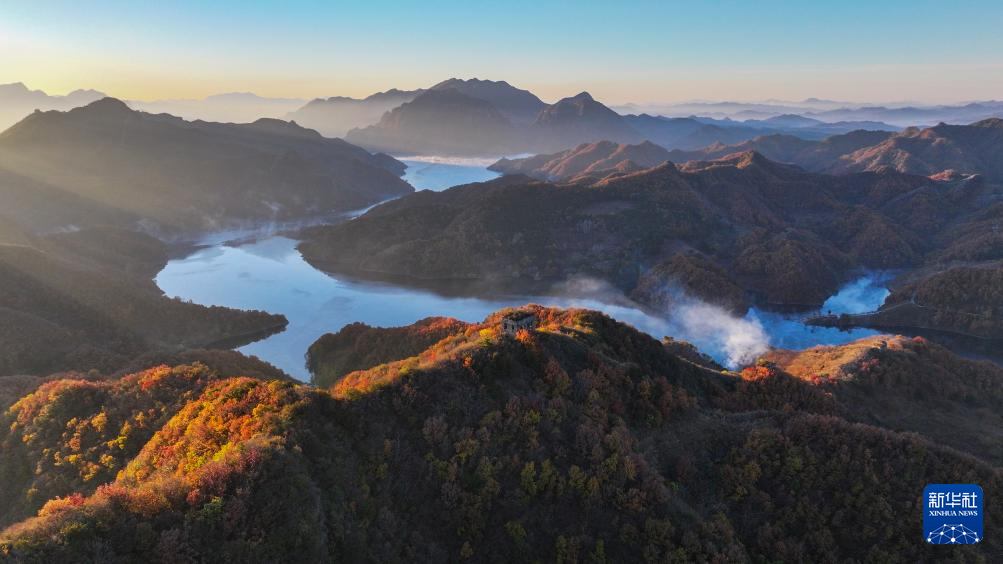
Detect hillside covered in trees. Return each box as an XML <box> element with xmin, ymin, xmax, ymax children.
<box><xmin>0</xmin><ymin>225</ymin><xmax>286</xmax><ymax>376</ymax></box>
<box><xmin>763</xmin><ymin>334</ymin><xmax>1003</xmax><ymax>464</ymax></box>
<box><xmin>2</xmin><ymin>306</ymin><xmax>998</xmax><ymax>562</ymax></box>
<box><xmin>300</xmin><ymin>151</ymin><xmax>1002</xmax><ymax>330</ymax></box>
<box><xmin>488</xmin><ymin>140</ymin><xmax>673</xmax><ymax>183</ymax></box>
<box><xmin>307</xmin><ymin>316</ymin><xmax>470</xmax><ymax>388</ymax></box>
<box><xmin>811</xmin><ymin>262</ymin><xmax>1003</xmax><ymax>340</ymax></box>
<box><xmin>0</xmin><ymin>98</ymin><xmax>412</xmax><ymax>235</ymax></box>
<box><xmin>635</xmin><ymin>119</ymin><xmax>1003</xmax><ymax>183</ymax></box>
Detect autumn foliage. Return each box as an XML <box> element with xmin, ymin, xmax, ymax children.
<box><xmin>1</xmin><ymin>307</ymin><xmax>1000</xmax><ymax>562</ymax></box>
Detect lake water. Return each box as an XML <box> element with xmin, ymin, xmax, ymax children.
<box><xmin>157</xmin><ymin>236</ymin><xmax>888</xmax><ymax>380</ymax></box>
<box><xmin>399</xmin><ymin>156</ymin><xmax>502</xmax><ymax>191</ymax></box>
<box><xmin>156</xmin><ymin>159</ymin><xmax>889</xmax><ymax>381</ymax></box>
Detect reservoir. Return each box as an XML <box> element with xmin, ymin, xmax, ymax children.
<box><xmin>156</xmin><ymin>158</ymin><xmax>887</xmax><ymax>380</ymax></box>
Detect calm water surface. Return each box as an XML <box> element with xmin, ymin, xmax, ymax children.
<box><xmin>399</xmin><ymin>156</ymin><xmax>502</xmax><ymax>191</ymax></box>
<box><xmin>156</xmin><ymin>160</ymin><xmax>889</xmax><ymax>381</ymax></box>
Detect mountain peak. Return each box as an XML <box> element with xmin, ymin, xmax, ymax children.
<box><xmin>367</xmin><ymin>88</ymin><xmax>419</xmax><ymax>99</ymax></box>
<box><xmin>730</xmin><ymin>150</ymin><xmax>774</xmax><ymax>168</ymax></box>
<box><xmin>66</xmin><ymin>88</ymin><xmax>105</xmax><ymax>97</ymax></box>
<box><xmin>546</xmin><ymin>92</ymin><xmax>607</xmax><ymax>113</ymax></box>
<box><xmin>531</xmin><ymin>92</ymin><xmax>640</xmax><ymax>149</ymax></box>
<box><xmin>412</xmin><ymin>87</ymin><xmax>482</xmax><ymax>105</ymax></box>
<box><xmin>0</xmin><ymin>81</ymin><xmax>30</xmax><ymax>93</ymax></box>
<box><xmin>693</xmin><ymin>150</ymin><xmax>793</xmax><ymax>174</ymax></box>
<box><xmin>80</xmin><ymin>97</ymin><xmax>133</xmax><ymax>114</ymax></box>
<box><xmin>248</xmin><ymin>117</ymin><xmax>321</xmax><ymax>138</ymax></box>
<box><xmin>431</xmin><ymin>77</ymin><xmax>512</xmax><ymax>90</ymax></box>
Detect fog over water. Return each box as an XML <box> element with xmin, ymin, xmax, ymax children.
<box><xmin>156</xmin><ymin>159</ymin><xmax>889</xmax><ymax>381</ymax></box>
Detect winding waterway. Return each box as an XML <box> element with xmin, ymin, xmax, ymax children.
<box><xmin>156</xmin><ymin>159</ymin><xmax>889</xmax><ymax>381</ymax></box>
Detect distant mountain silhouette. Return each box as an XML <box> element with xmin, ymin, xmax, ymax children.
<box><xmin>623</xmin><ymin>114</ymin><xmax>761</xmax><ymax>150</ymax></box>
<box><xmin>286</xmin><ymin>88</ymin><xmax>423</xmax><ymax>138</ymax></box>
<box><xmin>620</xmin><ymin>113</ymin><xmax>896</xmax><ymax>151</ymax></box>
<box><xmin>323</xmin><ymin>78</ymin><xmax>903</xmax><ymax>156</ymax></box>
<box><xmin>345</xmin><ymin>88</ymin><xmax>519</xmax><ymax>155</ymax></box>
<box><xmin>615</xmin><ymin>98</ymin><xmax>1003</xmax><ymax>127</ymax></box>
<box><xmin>345</xmin><ymin>87</ymin><xmax>661</xmax><ymax>156</ymax></box>
<box><xmin>810</xmin><ymin>102</ymin><xmax>1003</xmax><ymax>128</ymax></box>
<box><xmin>0</xmin><ymin>82</ymin><xmax>106</xmax><ymax>131</ymax></box>
<box><xmin>757</xmin><ymin>113</ymin><xmax>825</xmax><ymax>127</ymax></box>
<box><xmin>130</xmin><ymin>92</ymin><xmax>306</xmax><ymax>124</ymax></box>
<box><xmin>429</xmin><ymin>78</ymin><xmax>546</xmax><ymax>124</ymax></box>
<box><xmin>658</xmin><ymin>130</ymin><xmax>894</xmax><ymax>171</ymax></box>
<box><xmin>0</xmin><ymin>98</ymin><xmax>412</xmax><ymax>234</ymax></box>
<box><xmin>530</xmin><ymin>92</ymin><xmax>642</xmax><ymax>151</ymax></box>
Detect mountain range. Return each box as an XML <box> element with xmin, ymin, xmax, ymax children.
<box><xmin>0</xmin><ymin>77</ymin><xmax>1001</xmax><ymax>562</ymax></box>
<box><xmin>0</xmin><ymin>84</ymin><xmax>310</xmax><ymax>130</ymax></box>
<box><xmin>0</xmin><ymin>95</ymin><xmax>423</xmax><ymax>381</ymax></box>
<box><xmin>7</xmin><ymin>80</ymin><xmax>1003</xmax><ymax>157</ymax></box>
<box><xmin>285</xmin><ymin>88</ymin><xmax>423</xmax><ymax>138</ymax></box>
<box><xmin>342</xmin><ymin>80</ymin><xmax>903</xmax><ymax>156</ymax></box>
<box><xmin>616</xmin><ymin>98</ymin><xmax>1003</xmax><ymax>127</ymax></box>
<box><xmin>129</xmin><ymin>92</ymin><xmax>307</xmax><ymax>124</ymax></box>
<box><xmin>488</xmin><ymin>131</ymin><xmax>898</xmax><ymax>182</ymax></box>
<box><xmin>831</xmin><ymin>118</ymin><xmax>1003</xmax><ymax>179</ymax></box>
<box><xmin>0</xmin><ymin>82</ymin><xmax>106</xmax><ymax>131</ymax></box>
<box><xmin>0</xmin><ymin>98</ymin><xmax>411</xmax><ymax>235</ymax></box>
<box><xmin>660</xmin><ymin>130</ymin><xmax>896</xmax><ymax>173</ymax></box>
<box><xmin>346</xmin><ymin>87</ymin><xmax>521</xmax><ymax>156</ymax></box>
<box><xmin>513</xmin><ymin>119</ymin><xmax>1003</xmax><ymax>184</ymax></box>
<box><xmin>488</xmin><ymin>140</ymin><xmax>673</xmax><ymax>182</ymax></box>
<box><xmin>681</xmin><ymin>119</ymin><xmax>1003</xmax><ymax>181</ymax></box>
<box><xmin>300</xmin><ymin>148</ymin><xmax>1002</xmax><ymax>341</ymax></box>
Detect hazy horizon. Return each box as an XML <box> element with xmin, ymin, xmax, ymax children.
<box><xmin>3</xmin><ymin>0</ymin><xmax>1002</xmax><ymax>106</ymax></box>
<box><xmin>5</xmin><ymin>78</ymin><xmax>1003</xmax><ymax>109</ymax></box>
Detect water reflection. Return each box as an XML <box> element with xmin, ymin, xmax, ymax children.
<box><xmin>157</xmin><ymin>159</ymin><xmax>896</xmax><ymax>381</ymax></box>
<box><xmin>157</xmin><ymin>236</ymin><xmax>891</xmax><ymax>381</ymax></box>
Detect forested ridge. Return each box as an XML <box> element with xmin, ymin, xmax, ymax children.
<box><xmin>0</xmin><ymin>226</ymin><xmax>286</xmax><ymax>376</ymax></box>
<box><xmin>300</xmin><ymin>150</ymin><xmax>1003</xmax><ymax>339</ymax></box>
<box><xmin>2</xmin><ymin>306</ymin><xmax>998</xmax><ymax>562</ymax></box>
<box><xmin>0</xmin><ymin>98</ymin><xmax>412</xmax><ymax>234</ymax></box>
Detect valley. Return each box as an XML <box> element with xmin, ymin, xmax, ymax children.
<box><xmin>155</xmin><ymin>230</ymin><xmax>891</xmax><ymax>381</ymax></box>
<box><xmin>152</xmin><ymin>149</ymin><xmax>1003</xmax><ymax>383</ymax></box>
<box><xmin>1</xmin><ymin>15</ymin><xmax>1002</xmax><ymax>556</ymax></box>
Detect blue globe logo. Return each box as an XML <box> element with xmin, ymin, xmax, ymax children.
<box><xmin>927</xmin><ymin>524</ymin><xmax>980</xmax><ymax>544</ymax></box>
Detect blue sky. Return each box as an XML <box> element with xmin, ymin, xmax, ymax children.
<box><xmin>2</xmin><ymin>0</ymin><xmax>1001</xmax><ymax>103</ymax></box>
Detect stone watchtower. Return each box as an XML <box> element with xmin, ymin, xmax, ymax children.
<box><xmin>501</xmin><ymin>311</ymin><xmax>537</xmax><ymax>336</ymax></box>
